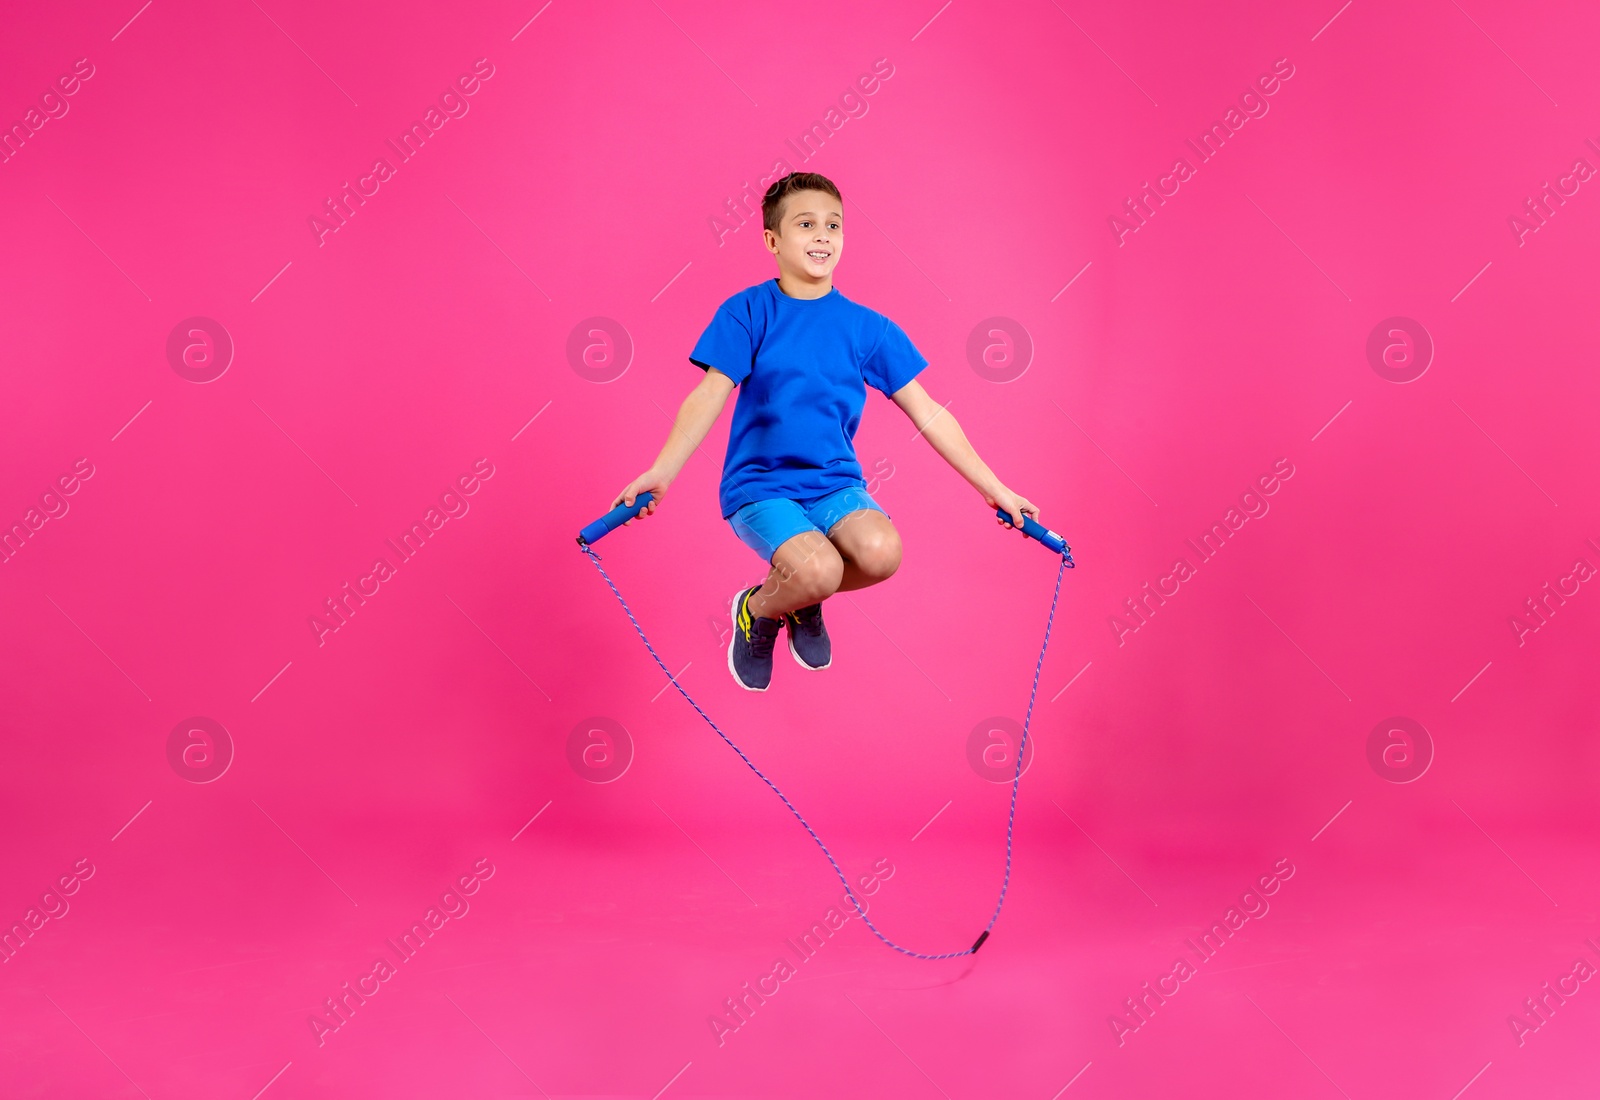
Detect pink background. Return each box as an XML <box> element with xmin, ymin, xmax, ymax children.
<box><xmin>3</xmin><ymin>0</ymin><xmax>1599</xmax><ymax>1096</ymax></box>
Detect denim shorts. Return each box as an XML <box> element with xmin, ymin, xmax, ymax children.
<box><xmin>727</xmin><ymin>484</ymin><xmax>889</xmax><ymax>563</ymax></box>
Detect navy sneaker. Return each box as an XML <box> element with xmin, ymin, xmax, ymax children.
<box><xmin>783</xmin><ymin>602</ymin><xmax>832</xmax><ymax>670</ymax></box>
<box><xmin>728</xmin><ymin>587</ymin><xmax>781</xmax><ymax>691</ymax></box>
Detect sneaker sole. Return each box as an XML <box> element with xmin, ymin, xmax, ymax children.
<box><xmin>787</xmin><ymin>624</ymin><xmax>832</xmax><ymax>671</ymax></box>
<box><xmin>728</xmin><ymin>588</ymin><xmax>771</xmax><ymax>692</ymax></box>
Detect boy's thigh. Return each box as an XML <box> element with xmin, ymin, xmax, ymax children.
<box><xmin>730</xmin><ymin>486</ymin><xmax>891</xmax><ymax>565</ymax></box>
<box><xmin>769</xmin><ymin>528</ymin><xmax>843</xmax><ymax>586</ymax></box>
<box><xmin>804</xmin><ymin>485</ymin><xmax>895</xmax><ymax>558</ymax></box>
<box><xmin>730</xmin><ymin>496</ymin><xmax>848</xmax><ymax>567</ymax></box>
<box><xmin>825</xmin><ymin>509</ymin><xmax>899</xmax><ymax>562</ymax></box>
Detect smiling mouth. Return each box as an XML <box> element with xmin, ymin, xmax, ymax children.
<box><xmin>806</xmin><ymin>251</ymin><xmax>831</xmax><ymax>262</ymax></box>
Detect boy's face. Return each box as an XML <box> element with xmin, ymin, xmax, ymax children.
<box><xmin>764</xmin><ymin>190</ymin><xmax>842</xmax><ymax>282</ymax></box>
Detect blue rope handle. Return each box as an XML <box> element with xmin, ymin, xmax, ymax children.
<box><xmin>579</xmin><ymin>544</ymin><xmax>1069</xmax><ymax>959</ymax></box>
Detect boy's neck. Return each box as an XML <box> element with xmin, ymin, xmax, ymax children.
<box><xmin>775</xmin><ymin>270</ymin><xmax>833</xmax><ymax>300</ymax></box>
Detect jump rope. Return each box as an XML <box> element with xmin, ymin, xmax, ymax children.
<box><xmin>577</xmin><ymin>492</ymin><xmax>1074</xmax><ymax>959</ymax></box>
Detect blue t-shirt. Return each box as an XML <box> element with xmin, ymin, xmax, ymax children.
<box><xmin>689</xmin><ymin>279</ymin><xmax>928</xmax><ymax>519</ymax></box>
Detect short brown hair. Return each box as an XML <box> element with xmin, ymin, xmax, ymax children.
<box><xmin>762</xmin><ymin>172</ymin><xmax>843</xmax><ymax>236</ymax></box>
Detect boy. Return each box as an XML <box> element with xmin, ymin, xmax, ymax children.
<box><xmin>613</xmin><ymin>172</ymin><xmax>1040</xmax><ymax>691</ymax></box>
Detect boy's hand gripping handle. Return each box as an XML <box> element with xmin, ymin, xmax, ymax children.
<box><xmin>997</xmin><ymin>507</ymin><xmax>1073</xmax><ymax>560</ymax></box>
<box><xmin>577</xmin><ymin>492</ymin><xmax>654</xmax><ymax>546</ymax></box>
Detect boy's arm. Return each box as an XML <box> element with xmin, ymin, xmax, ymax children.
<box><xmin>889</xmin><ymin>379</ymin><xmax>1038</xmax><ymax>532</ymax></box>
<box><xmin>652</xmin><ymin>368</ymin><xmax>736</xmax><ymax>482</ymax></box>
<box><xmin>611</xmin><ymin>368</ymin><xmax>735</xmax><ymax>518</ymax></box>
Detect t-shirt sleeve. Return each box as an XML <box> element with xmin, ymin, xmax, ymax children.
<box><xmin>861</xmin><ymin>317</ymin><xmax>929</xmax><ymax>397</ymax></box>
<box><xmin>689</xmin><ymin>302</ymin><xmax>754</xmax><ymax>385</ymax></box>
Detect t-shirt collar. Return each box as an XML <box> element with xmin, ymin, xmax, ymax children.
<box><xmin>767</xmin><ymin>278</ymin><xmax>837</xmax><ymax>304</ymax></box>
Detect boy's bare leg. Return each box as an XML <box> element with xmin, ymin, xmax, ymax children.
<box><xmin>743</xmin><ymin>510</ymin><xmax>901</xmax><ymax>620</ymax></box>
<box><xmin>744</xmin><ymin>530</ymin><xmax>844</xmax><ymax>620</ymax></box>
<box><xmin>826</xmin><ymin>510</ymin><xmax>903</xmax><ymax>592</ymax></box>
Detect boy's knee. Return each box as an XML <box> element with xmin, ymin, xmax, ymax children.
<box><xmin>767</xmin><ymin>535</ymin><xmax>843</xmax><ymax>604</ymax></box>
<box><xmin>795</xmin><ymin>551</ymin><xmax>844</xmax><ymax>600</ymax></box>
<box><xmin>855</xmin><ymin>530</ymin><xmax>902</xmax><ymax>580</ymax></box>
